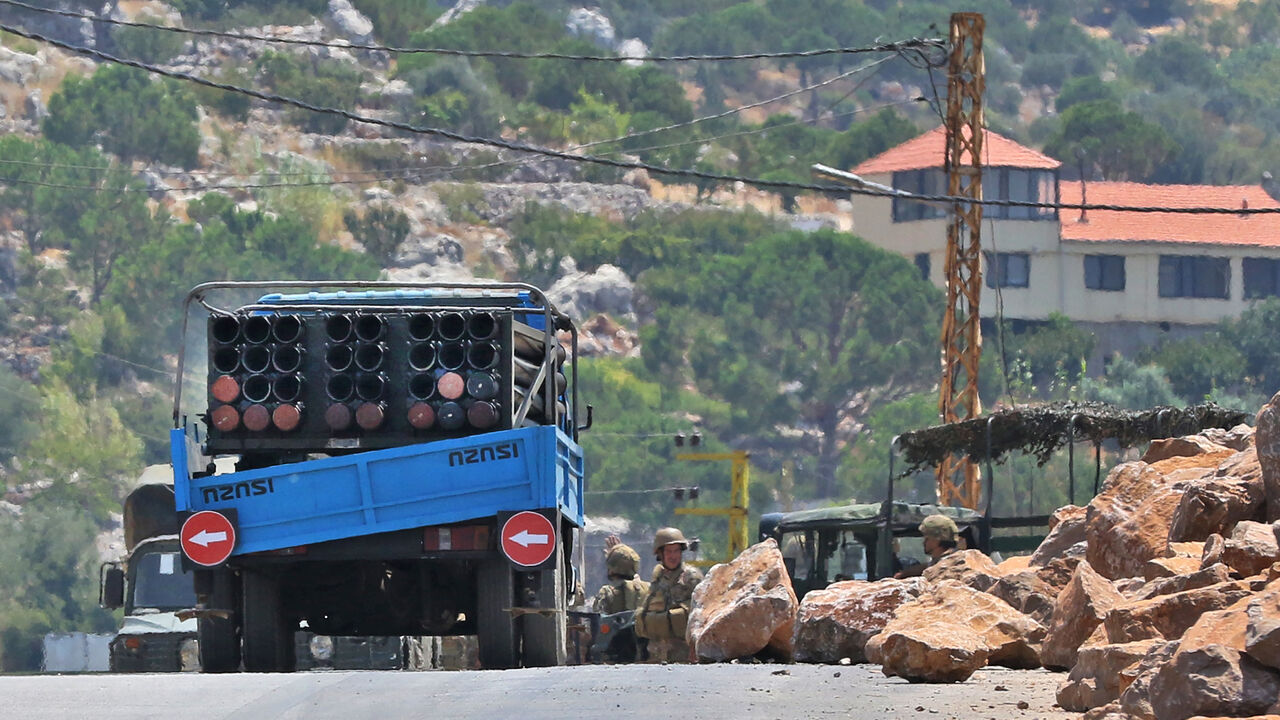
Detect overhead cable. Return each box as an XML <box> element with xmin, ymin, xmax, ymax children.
<box><xmin>0</xmin><ymin>0</ymin><xmax>944</xmax><ymax>62</ymax></box>
<box><xmin>6</xmin><ymin>22</ymin><xmax>1280</xmax><ymax>214</ymax></box>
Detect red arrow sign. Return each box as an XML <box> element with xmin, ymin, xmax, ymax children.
<box><xmin>500</xmin><ymin>511</ymin><xmax>556</xmax><ymax>567</ymax></box>
<box><xmin>181</xmin><ymin>511</ymin><xmax>237</xmax><ymax>567</ymax></box>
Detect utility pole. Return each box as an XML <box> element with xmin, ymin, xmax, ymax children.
<box><xmin>937</xmin><ymin>12</ymin><xmax>986</xmax><ymax>509</ymax></box>
<box><xmin>674</xmin><ymin>450</ymin><xmax>750</xmax><ymax>566</ymax></box>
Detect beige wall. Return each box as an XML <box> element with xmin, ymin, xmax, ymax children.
<box><xmin>849</xmin><ymin>177</ymin><xmax>1280</xmax><ymax>327</ymax></box>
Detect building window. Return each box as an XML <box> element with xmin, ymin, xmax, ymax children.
<box><xmin>984</xmin><ymin>252</ymin><xmax>1030</xmax><ymax>288</ymax></box>
<box><xmin>1084</xmin><ymin>254</ymin><xmax>1125</xmax><ymax>291</ymax></box>
<box><xmin>891</xmin><ymin>169</ymin><xmax>946</xmax><ymax>222</ymax></box>
<box><xmin>981</xmin><ymin>168</ymin><xmax>1057</xmax><ymax>221</ymax></box>
<box><xmin>914</xmin><ymin>253</ymin><xmax>930</xmax><ymax>281</ymax></box>
<box><xmin>1243</xmin><ymin>257</ymin><xmax>1280</xmax><ymax>298</ymax></box>
<box><xmin>1158</xmin><ymin>255</ymin><xmax>1230</xmax><ymax>299</ymax></box>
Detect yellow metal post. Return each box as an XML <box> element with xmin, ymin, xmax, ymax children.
<box><xmin>673</xmin><ymin>450</ymin><xmax>750</xmax><ymax>567</ymax></box>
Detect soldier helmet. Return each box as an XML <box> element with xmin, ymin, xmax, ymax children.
<box><xmin>919</xmin><ymin>514</ymin><xmax>959</xmax><ymax>542</ymax></box>
<box><xmin>652</xmin><ymin>526</ymin><xmax>689</xmax><ymax>556</ymax></box>
<box><xmin>605</xmin><ymin>543</ymin><xmax>640</xmax><ymax>578</ymax></box>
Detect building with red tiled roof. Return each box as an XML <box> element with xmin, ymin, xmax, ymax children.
<box><xmin>845</xmin><ymin>128</ymin><xmax>1280</xmax><ymax>360</ymax></box>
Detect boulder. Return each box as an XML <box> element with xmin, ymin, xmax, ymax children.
<box><xmin>994</xmin><ymin>555</ymin><xmax>1031</xmax><ymax>574</ymax></box>
<box><xmin>1087</xmin><ymin>452</ymin><xmax>1230</xmax><ymax>580</ymax></box>
<box><xmin>687</xmin><ymin>539</ymin><xmax>798</xmax><ymax>662</ymax></box>
<box><xmin>1113</xmin><ymin>640</ymin><xmax>1181</xmax><ymax>719</ymax></box>
<box><xmin>1148</xmin><ymin>599</ymin><xmax>1280</xmax><ymax>720</ymax></box>
<box><xmin>1255</xmin><ymin>393</ymin><xmax>1280</xmax><ymax>522</ymax></box>
<box><xmin>1145</xmin><ymin>555</ymin><xmax>1202</xmax><ymax>580</ymax></box>
<box><xmin>1221</xmin><ymin>521</ymin><xmax>1280</xmax><ymax>578</ymax></box>
<box><xmin>1169</xmin><ymin>448</ymin><xmax>1266</xmax><ymax>543</ymax></box>
<box><xmin>1036</xmin><ymin>555</ymin><xmax>1082</xmax><ymax>594</ymax></box>
<box><xmin>874</xmin><ymin>580</ymin><xmax>1044</xmax><ymax>670</ymax></box>
<box><xmin>1041</xmin><ymin>561</ymin><xmax>1126</xmax><ymax>670</ymax></box>
<box><xmin>791</xmin><ymin>577</ymin><xmax>923</xmax><ymax>664</ymax></box>
<box><xmin>1102</xmin><ymin>581</ymin><xmax>1255</xmax><ymax>644</ymax></box>
<box><xmin>921</xmin><ymin>549</ymin><xmax>1003</xmax><ymax>592</ymax></box>
<box><xmin>1199</xmin><ymin>423</ymin><xmax>1256</xmax><ymax>451</ymax></box>
<box><xmin>547</xmin><ymin>263</ymin><xmax>636</xmax><ymax>323</ymax></box>
<box><xmin>1057</xmin><ymin>639</ymin><xmax>1167</xmax><ymax>711</ymax></box>
<box><xmin>1030</xmin><ymin>505</ymin><xmax>1088</xmax><ymax>567</ymax></box>
<box><xmin>1244</xmin><ymin>581</ymin><xmax>1280</xmax><ymax>671</ymax></box>
<box><xmin>1139</xmin><ymin>564</ymin><xmax>1234</xmax><ymax>600</ymax></box>
<box><xmin>874</xmin><ymin>621</ymin><xmax>990</xmax><ymax>683</ymax></box>
<box><xmin>1142</xmin><ymin>435</ymin><xmax>1233</xmax><ymax>464</ymax></box>
<box><xmin>327</xmin><ymin>0</ymin><xmax>374</xmax><ymax>42</ymax></box>
<box><xmin>988</xmin><ymin>569</ymin><xmax>1057</xmax><ymax>625</ymax></box>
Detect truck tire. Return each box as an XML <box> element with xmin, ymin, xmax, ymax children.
<box><xmin>476</xmin><ymin>558</ymin><xmax>518</xmax><ymax>669</ymax></box>
<box><xmin>520</xmin><ymin>529</ymin><xmax>567</xmax><ymax>667</ymax></box>
<box><xmin>198</xmin><ymin>570</ymin><xmax>240</xmax><ymax>673</ymax></box>
<box><xmin>241</xmin><ymin>570</ymin><xmax>296</xmax><ymax>672</ymax></box>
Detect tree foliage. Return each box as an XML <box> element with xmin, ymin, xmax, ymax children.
<box><xmin>43</xmin><ymin>65</ymin><xmax>199</xmax><ymax>168</ymax></box>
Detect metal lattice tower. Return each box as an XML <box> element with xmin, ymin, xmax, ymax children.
<box><xmin>937</xmin><ymin>12</ymin><xmax>985</xmax><ymax>509</ymax></box>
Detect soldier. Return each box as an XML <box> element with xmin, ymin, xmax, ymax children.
<box><xmin>592</xmin><ymin>536</ymin><xmax>649</xmax><ymax>614</ymax></box>
<box><xmin>895</xmin><ymin>514</ymin><xmax>960</xmax><ymax>578</ymax></box>
<box><xmin>636</xmin><ymin>527</ymin><xmax>703</xmax><ymax>663</ymax></box>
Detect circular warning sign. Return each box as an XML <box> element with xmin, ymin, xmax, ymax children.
<box><xmin>500</xmin><ymin>511</ymin><xmax>557</xmax><ymax>567</ymax></box>
<box><xmin>180</xmin><ymin>510</ymin><xmax>237</xmax><ymax>567</ymax></box>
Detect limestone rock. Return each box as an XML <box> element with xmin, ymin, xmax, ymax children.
<box><xmin>1244</xmin><ymin>581</ymin><xmax>1280</xmax><ymax>671</ymax></box>
<box><xmin>565</xmin><ymin>7</ymin><xmax>616</xmax><ymax>48</ymax></box>
<box><xmin>1255</xmin><ymin>393</ymin><xmax>1280</xmax><ymax>522</ymax></box>
<box><xmin>791</xmin><ymin>578</ymin><xmax>923</xmax><ymax>663</ymax></box>
<box><xmin>1057</xmin><ymin>639</ymin><xmax>1167</xmax><ymax>711</ymax></box>
<box><xmin>1221</xmin><ymin>521</ymin><xmax>1280</xmax><ymax>578</ymax></box>
<box><xmin>1031</xmin><ymin>505</ymin><xmax>1088</xmax><ymax>567</ymax></box>
<box><xmin>1103</xmin><ymin>581</ymin><xmax>1255</xmax><ymax>644</ymax></box>
<box><xmin>1114</xmin><ymin>640</ymin><xmax>1181</xmax><ymax>719</ymax></box>
<box><xmin>922</xmin><ymin>549</ymin><xmax>1003</xmax><ymax>592</ymax></box>
<box><xmin>1142</xmin><ymin>435</ymin><xmax>1233</xmax><ymax>464</ymax></box>
<box><xmin>1087</xmin><ymin>452</ymin><xmax>1230</xmax><ymax>580</ymax></box>
<box><xmin>1145</xmin><ymin>555</ymin><xmax>1203</xmax><ymax>580</ymax></box>
<box><xmin>1139</xmin><ymin>564</ymin><xmax>1234</xmax><ymax>601</ymax></box>
<box><xmin>687</xmin><ymin>539</ymin><xmax>798</xmax><ymax>662</ymax></box>
<box><xmin>1169</xmin><ymin>448</ymin><xmax>1266</xmax><ymax>542</ymax></box>
<box><xmin>994</xmin><ymin>555</ymin><xmax>1031</xmax><ymax>574</ymax></box>
<box><xmin>875</xmin><ymin>622</ymin><xmax>990</xmax><ymax>683</ymax></box>
<box><xmin>327</xmin><ymin>0</ymin><xmax>374</xmax><ymax>42</ymax></box>
<box><xmin>546</xmin><ymin>264</ymin><xmax>635</xmax><ymax>323</ymax></box>
<box><xmin>1199</xmin><ymin>423</ymin><xmax>1256</xmax><ymax>451</ymax></box>
<box><xmin>988</xmin><ymin>569</ymin><xmax>1057</xmax><ymax>625</ymax></box>
<box><xmin>875</xmin><ymin>580</ymin><xmax>1044</xmax><ymax>670</ymax></box>
<box><xmin>1148</xmin><ymin>599</ymin><xmax>1280</xmax><ymax>720</ymax></box>
<box><xmin>1041</xmin><ymin>561</ymin><xmax>1126</xmax><ymax>670</ymax></box>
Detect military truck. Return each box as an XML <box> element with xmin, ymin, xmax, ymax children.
<box><xmin>171</xmin><ymin>281</ymin><xmax>587</xmax><ymax>672</ymax></box>
<box><xmin>100</xmin><ymin>476</ymin><xmax>200</xmax><ymax>672</ymax></box>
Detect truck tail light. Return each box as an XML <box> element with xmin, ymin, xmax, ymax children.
<box><xmin>423</xmin><ymin>524</ymin><xmax>490</xmax><ymax>551</ymax></box>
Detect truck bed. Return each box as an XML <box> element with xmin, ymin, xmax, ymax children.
<box><xmin>171</xmin><ymin>426</ymin><xmax>584</xmax><ymax>555</ymax></box>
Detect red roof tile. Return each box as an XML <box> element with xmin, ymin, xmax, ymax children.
<box><xmin>1059</xmin><ymin>181</ymin><xmax>1280</xmax><ymax>248</ymax></box>
<box><xmin>850</xmin><ymin>126</ymin><xmax>1061</xmax><ymax>175</ymax></box>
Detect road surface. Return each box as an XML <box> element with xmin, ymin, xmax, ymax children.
<box><xmin>3</xmin><ymin>664</ymin><xmax>1074</xmax><ymax>720</ymax></box>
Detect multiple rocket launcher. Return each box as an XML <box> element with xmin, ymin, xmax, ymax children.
<box><xmin>203</xmin><ymin>307</ymin><xmax>567</xmax><ymax>453</ymax></box>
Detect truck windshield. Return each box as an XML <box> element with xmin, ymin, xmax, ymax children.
<box><xmin>132</xmin><ymin>551</ymin><xmax>196</xmax><ymax>610</ymax></box>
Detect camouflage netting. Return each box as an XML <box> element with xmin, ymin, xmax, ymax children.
<box><xmin>894</xmin><ymin>401</ymin><xmax>1249</xmax><ymax>476</ymax></box>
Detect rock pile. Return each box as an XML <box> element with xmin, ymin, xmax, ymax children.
<box><xmin>686</xmin><ymin>393</ymin><xmax>1280</xmax><ymax>719</ymax></box>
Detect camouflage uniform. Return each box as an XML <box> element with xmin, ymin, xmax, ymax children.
<box><xmin>640</xmin><ymin>561</ymin><xmax>704</xmax><ymax>663</ymax></box>
<box><xmin>593</xmin><ymin>576</ymin><xmax>649</xmax><ymax>614</ymax></box>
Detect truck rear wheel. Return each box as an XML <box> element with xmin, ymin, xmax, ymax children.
<box><xmin>476</xmin><ymin>558</ymin><xmax>518</xmax><ymax>669</ymax></box>
<box><xmin>520</xmin><ymin>530</ymin><xmax>567</xmax><ymax>667</ymax></box>
<box><xmin>241</xmin><ymin>570</ymin><xmax>296</xmax><ymax>672</ymax></box>
<box><xmin>198</xmin><ymin>570</ymin><xmax>240</xmax><ymax>673</ymax></box>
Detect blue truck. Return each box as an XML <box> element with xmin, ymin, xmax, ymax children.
<box><xmin>170</xmin><ymin>281</ymin><xmax>587</xmax><ymax>672</ymax></box>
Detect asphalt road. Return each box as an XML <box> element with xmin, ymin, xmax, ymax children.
<box><xmin>3</xmin><ymin>664</ymin><xmax>1074</xmax><ymax>720</ymax></box>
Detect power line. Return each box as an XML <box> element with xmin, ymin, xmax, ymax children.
<box><xmin>9</xmin><ymin>22</ymin><xmax>1280</xmax><ymax>214</ymax></box>
<box><xmin>0</xmin><ymin>0</ymin><xmax>944</xmax><ymax>62</ymax></box>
